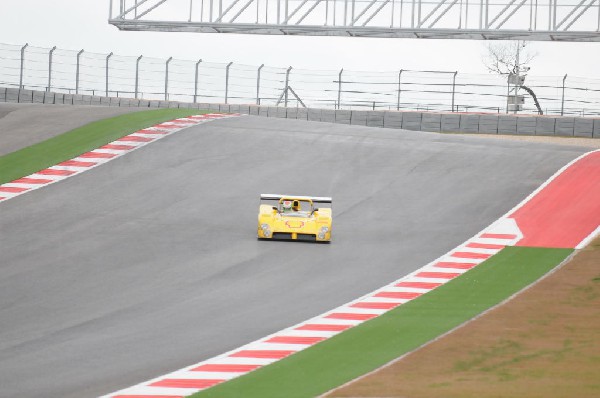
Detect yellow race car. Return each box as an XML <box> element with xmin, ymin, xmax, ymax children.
<box><xmin>258</xmin><ymin>194</ymin><xmax>333</xmax><ymax>242</ymax></box>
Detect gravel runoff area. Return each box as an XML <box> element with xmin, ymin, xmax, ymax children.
<box><xmin>326</xmin><ymin>239</ymin><xmax>600</xmax><ymax>398</ymax></box>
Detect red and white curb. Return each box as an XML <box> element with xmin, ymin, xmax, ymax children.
<box><xmin>103</xmin><ymin>150</ymin><xmax>600</xmax><ymax>398</ymax></box>
<box><xmin>102</xmin><ymin>221</ymin><xmax>520</xmax><ymax>398</ymax></box>
<box><xmin>0</xmin><ymin>113</ymin><xmax>238</xmax><ymax>203</ymax></box>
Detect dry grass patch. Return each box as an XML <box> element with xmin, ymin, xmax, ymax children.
<box><xmin>327</xmin><ymin>237</ymin><xmax>600</xmax><ymax>398</ymax></box>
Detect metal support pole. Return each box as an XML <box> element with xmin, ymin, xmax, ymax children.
<box><xmin>76</xmin><ymin>49</ymin><xmax>84</xmax><ymax>94</ymax></box>
<box><xmin>400</xmin><ymin>0</ymin><xmax>404</xmax><ymax>27</ymax></box>
<box><xmin>47</xmin><ymin>46</ymin><xmax>56</xmax><ymax>92</ymax></box>
<box><xmin>561</xmin><ymin>74</ymin><xmax>567</xmax><ymax>116</ymax></box>
<box><xmin>344</xmin><ymin>0</ymin><xmax>348</xmax><ymax>24</ymax></box>
<box><xmin>225</xmin><ymin>62</ymin><xmax>233</xmax><ymax>104</ymax></box>
<box><xmin>451</xmin><ymin>71</ymin><xmax>458</xmax><ymax>112</ymax></box>
<box><xmin>105</xmin><ymin>52</ymin><xmax>113</xmax><ymax>97</ymax></box>
<box><xmin>19</xmin><ymin>43</ymin><xmax>28</xmax><ymax>89</ymax></box>
<box><xmin>284</xmin><ymin>66</ymin><xmax>292</xmax><ymax>107</ymax></box>
<box><xmin>337</xmin><ymin>68</ymin><xmax>343</xmax><ymax>110</ymax></box>
<box><xmin>194</xmin><ymin>59</ymin><xmax>202</xmax><ymax>103</ymax></box>
<box><xmin>397</xmin><ymin>69</ymin><xmax>403</xmax><ymax>110</ymax></box>
<box><xmin>165</xmin><ymin>56</ymin><xmax>173</xmax><ymax>101</ymax></box>
<box><xmin>506</xmin><ymin>78</ymin><xmax>510</xmax><ymax>114</ymax></box>
<box><xmin>514</xmin><ymin>41</ymin><xmax>521</xmax><ymax>114</ymax></box>
<box><xmin>256</xmin><ymin>64</ymin><xmax>264</xmax><ymax>105</ymax></box>
<box><xmin>598</xmin><ymin>0</ymin><xmax>600</xmax><ymax>31</ymax></box>
<box><xmin>135</xmin><ymin>55</ymin><xmax>143</xmax><ymax>99</ymax></box>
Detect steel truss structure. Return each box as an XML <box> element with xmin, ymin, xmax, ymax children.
<box><xmin>109</xmin><ymin>0</ymin><xmax>600</xmax><ymax>41</ymax></box>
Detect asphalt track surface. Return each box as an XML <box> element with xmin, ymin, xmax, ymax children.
<box><xmin>0</xmin><ymin>114</ymin><xmax>590</xmax><ymax>398</ymax></box>
<box><xmin>0</xmin><ymin>103</ymin><xmax>141</xmax><ymax>156</ymax></box>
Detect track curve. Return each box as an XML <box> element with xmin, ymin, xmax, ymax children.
<box><xmin>0</xmin><ymin>115</ymin><xmax>589</xmax><ymax>398</ymax></box>
<box><xmin>0</xmin><ymin>103</ymin><xmax>142</xmax><ymax>156</ymax></box>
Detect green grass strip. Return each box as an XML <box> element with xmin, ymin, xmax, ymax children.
<box><xmin>193</xmin><ymin>246</ymin><xmax>573</xmax><ymax>398</ymax></box>
<box><xmin>0</xmin><ymin>108</ymin><xmax>209</xmax><ymax>185</ymax></box>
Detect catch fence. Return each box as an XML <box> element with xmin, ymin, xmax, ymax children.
<box><xmin>1</xmin><ymin>42</ymin><xmax>599</xmax><ymax>116</ymax></box>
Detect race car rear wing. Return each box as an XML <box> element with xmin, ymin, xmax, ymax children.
<box><xmin>260</xmin><ymin>194</ymin><xmax>332</xmax><ymax>204</ymax></box>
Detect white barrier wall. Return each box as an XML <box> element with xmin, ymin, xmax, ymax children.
<box><xmin>2</xmin><ymin>87</ymin><xmax>599</xmax><ymax>138</ymax></box>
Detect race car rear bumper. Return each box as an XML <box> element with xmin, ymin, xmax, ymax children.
<box><xmin>272</xmin><ymin>232</ymin><xmax>316</xmax><ymax>241</ymax></box>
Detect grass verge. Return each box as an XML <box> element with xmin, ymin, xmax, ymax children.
<box><xmin>0</xmin><ymin>108</ymin><xmax>209</xmax><ymax>185</ymax></box>
<box><xmin>330</xmin><ymin>237</ymin><xmax>600</xmax><ymax>398</ymax></box>
<box><xmin>192</xmin><ymin>246</ymin><xmax>572</xmax><ymax>398</ymax></box>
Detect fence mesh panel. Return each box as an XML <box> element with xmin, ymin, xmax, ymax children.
<box><xmin>1</xmin><ymin>42</ymin><xmax>598</xmax><ymax>116</ymax></box>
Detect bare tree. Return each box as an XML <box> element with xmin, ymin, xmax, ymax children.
<box><xmin>483</xmin><ymin>41</ymin><xmax>543</xmax><ymax>115</ymax></box>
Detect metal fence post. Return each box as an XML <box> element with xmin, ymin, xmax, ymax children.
<box><xmin>165</xmin><ymin>56</ymin><xmax>172</xmax><ymax>101</ymax></box>
<box><xmin>105</xmin><ymin>52</ymin><xmax>113</xmax><ymax>97</ymax></box>
<box><xmin>194</xmin><ymin>59</ymin><xmax>202</xmax><ymax>103</ymax></box>
<box><xmin>397</xmin><ymin>69</ymin><xmax>404</xmax><ymax>110</ymax></box>
<box><xmin>451</xmin><ymin>71</ymin><xmax>458</xmax><ymax>112</ymax></box>
<box><xmin>256</xmin><ymin>64</ymin><xmax>264</xmax><ymax>105</ymax></box>
<box><xmin>135</xmin><ymin>55</ymin><xmax>142</xmax><ymax>99</ymax></box>
<box><xmin>19</xmin><ymin>43</ymin><xmax>28</xmax><ymax>89</ymax></box>
<box><xmin>337</xmin><ymin>68</ymin><xmax>343</xmax><ymax>110</ymax></box>
<box><xmin>76</xmin><ymin>49</ymin><xmax>84</xmax><ymax>94</ymax></box>
<box><xmin>561</xmin><ymin>74</ymin><xmax>567</xmax><ymax>116</ymax></box>
<box><xmin>47</xmin><ymin>46</ymin><xmax>57</xmax><ymax>92</ymax></box>
<box><xmin>506</xmin><ymin>77</ymin><xmax>510</xmax><ymax>114</ymax></box>
<box><xmin>225</xmin><ymin>62</ymin><xmax>233</xmax><ymax>104</ymax></box>
<box><xmin>284</xmin><ymin>66</ymin><xmax>292</xmax><ymax>107</ymax></box>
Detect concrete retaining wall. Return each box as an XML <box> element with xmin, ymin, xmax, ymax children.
<box><xmin>1</xmin><ymin>87</ymin><xmax>598</xmax><ymax>138</ymax></box>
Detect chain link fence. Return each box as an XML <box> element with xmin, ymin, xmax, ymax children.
<box><xmin>1</xmin><ymin>42</ymin><xmax>599</xmax><ymax>116</ymax></box>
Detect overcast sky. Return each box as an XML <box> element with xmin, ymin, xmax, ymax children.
<box><xmin>1</xmin><ymin>0</ymin><xmax>599</xmax><ymax>78</ymax></box>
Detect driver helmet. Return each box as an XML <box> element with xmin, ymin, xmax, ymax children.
<box><xmin>282</xmin><ymin>200</ymin><xmax>293</xmax><ymax>212</ymax></box>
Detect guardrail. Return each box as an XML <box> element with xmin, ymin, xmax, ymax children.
<box><xmin>2</xmin><ymin>86</ymin><xmax>598</xmax><ymax>138</ymax></box>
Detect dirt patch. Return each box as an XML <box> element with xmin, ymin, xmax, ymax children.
<box><xmin>326</xmin><ymin>237</ymin><xmax>600</xmax><ymax>398</ymax></box>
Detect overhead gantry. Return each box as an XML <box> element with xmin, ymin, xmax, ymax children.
<box><xmin>109</xmin><ymin>0</ymin><xmax>600</xmax><ymax>41</ymax></box>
